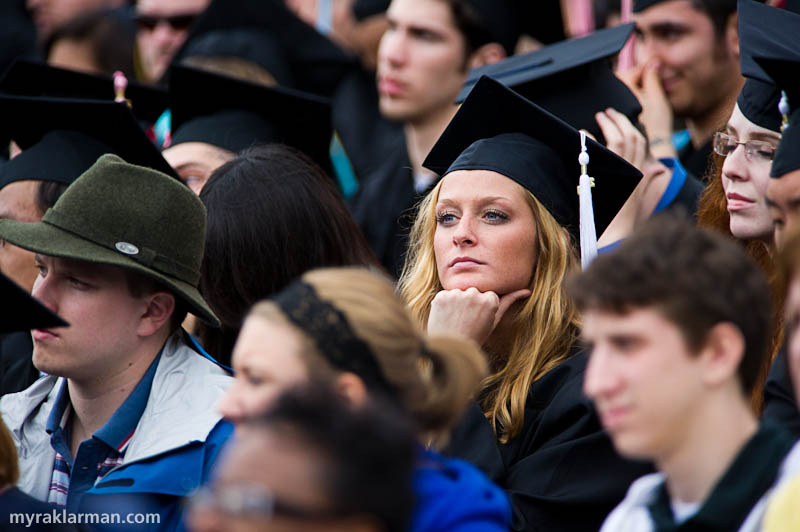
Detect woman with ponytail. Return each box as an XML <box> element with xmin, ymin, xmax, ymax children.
<box><xmin>216</xmin><ymin>266</ymin><xmax>511</xmax><ymax>532</ymax></box>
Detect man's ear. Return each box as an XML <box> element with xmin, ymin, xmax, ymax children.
<box><xmin>468</xmin><ymin>42</ymin><xmax>507</xmax><ymax>69</ymax></box>
<box><xmin>699</xmin><ymin>322</ymin><xmax>745</xmax><ymax>390</ymax></box>
<box><xmin>137</xmin><ymin>291</ymin><xmax>176</xmax><ymax>337</ymax></box>
<box><xmin>334</xmin><ymin>372</ymin><xmax>369</xmax><ymax>407</ymax></box>
<box><xmin>725</xmin><ymin>12</ymin><xmax>739</xmax><ymax>59</ymax></box>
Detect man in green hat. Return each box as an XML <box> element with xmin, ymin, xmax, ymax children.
<box><xmin>0</xmin><ymin>154</ymin><xmax>232</xmax><ymax>530</ymax></box>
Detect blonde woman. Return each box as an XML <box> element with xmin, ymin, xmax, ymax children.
<box><xmin>216</xmin><ymin>266</ymin><xmax>512</xmax><ymax>532</ymax></box>
<box><xmin>398</xmin><ymin>76</ymin><xmax>653</xmax><ymax>531</ymax></box>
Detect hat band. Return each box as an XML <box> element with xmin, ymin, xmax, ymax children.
<box><xmin>42</xmin><ymin>208</ymin><xmax>200</xmax><ymax>285</ymax></box>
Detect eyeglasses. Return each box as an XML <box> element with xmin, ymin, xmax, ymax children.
<box><xmin>713</xmin><ymin>132</ymin><xmax>776</xmax><ymax>164</ymax></box>
<box><xmin>135</xmin><ymin>12</ymin><xmax>198</xmax><ymax>31</ymax></box>
<box><xmin>187</xmin><ymin>484</ymin><xmax>346</xmax><ymax>521</ymax></box>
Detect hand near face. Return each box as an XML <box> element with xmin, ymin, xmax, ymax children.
<box><xmin>618</xmin><ymin>62</ymin><xmax>677</xmax><ymax>160</ymax></box>
<box><xmin>594</xmin><ymin>108</ymin><xmax>648</xmax><ymax>172</ymax></box>
<box><xmin>427</xmin><ymin>287</ymin><xmax>531</xmax><ymax>346</ymax></box>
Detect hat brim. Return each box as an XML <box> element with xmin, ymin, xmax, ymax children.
<box><xmin>0</xmin><ymin>219</ymin><xmax>220</xmax><ymax>328</ymax></box>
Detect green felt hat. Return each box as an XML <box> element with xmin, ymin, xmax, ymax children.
<box><xmin>0</xmin><ymin>154</ymin><xmax>219</xmax><ymax>327</ymax></box>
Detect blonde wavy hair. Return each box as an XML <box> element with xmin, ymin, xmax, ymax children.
<box><xmin>398</xmin><ymin>179</ymin><xmax>581</xmax><ymax>443</ymax></box>
<box><xmin>249</xmin><ymin>267</ymin><xmax>487</xmax><ymax>445</ymax></box>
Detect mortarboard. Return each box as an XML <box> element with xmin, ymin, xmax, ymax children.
<box><xmin>167</xmin><ymin>0</ymin><xmax>357</xmax><ymax>97</ymax></box>
<box><xmin>0</xmin><ymin>95</ymin><xmax>178</xmax><ymax>190</ymax></box>
<box><xmin>1</xmin><ymin>272</ymin><xmax>68</xmax><ymax>333</ymax></box>
<box><xmin>0</xmin><ymin>58</ymin><xmax>168</xmax><ymax>123</ymax></box>
<box><xmin>633</xmin><ymin>0</ymin><xmax>674</xmax><ymax>12</ymax></box>
<box><xmin>457</xmin><ymin>24</ymin><xmax>640</xmax><ymax>143</ymax></box>
<box><xmin>756</xmin><ymin>57</ymin><xmax>800</xmax><ymax>178</ymax></box>
<box><xmin>736</xmin><ymin>0</ymin><xmax>800</xmax><ymax>132</ymax></box>
<box><xmin>168</xmin><ymin>65</ymin><xmax>333</xmax><ymax>173</ymax></box>
<box><xmin>424</xmin><ymin>75</ymin><xmax>642</xmax><ymax>242</ymax></box>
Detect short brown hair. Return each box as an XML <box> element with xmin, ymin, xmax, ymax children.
<box><xmin>569</xmin><ymin>214</ymin><xmax>771</xmax><ymax>395</ymax></box>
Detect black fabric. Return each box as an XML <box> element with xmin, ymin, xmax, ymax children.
<box><xmin>349</xmin><ymin>145</ymin><xmax>429</xmax><ymax>278</ymax></box>
<box><xmin>633</xmin><ymin>0</ymin><xmax>670</xmax><ymax>12</ymax></box>
<box><xmin>0</xmin><ymin>331</ymin><xmax>36</xmax><ymax>397</ymax></box>
<box><xmin>446</xmin><ymin>351</ymin><xmax>654</xmax><ymax>532</ymax></box>
<box><xmin>678</xmin><ymin>140</ymin><xmax>713</xmax><ymax>181</ymax></box>
<box><xmin>0</xmin><ymin>487</ymin><xmax>79</xmax><ymax>531</ymax></box>
<box><xmin>457</xmin><ymin>24</ymin><xmax>640</xmax><ymax>145</ymax></box>
<box><xmin>272</xmin><ymin>280</ymin><xmax>395</xmax><ymax>396</ymax></box>
<box><xmin>331</xmin><ymin>67</ymin><xmax>404</xmax><ymax>185</ymax></box>
<box><xmin>738</xmin><ymin>0</ymin><xmax>800</xmax><ymax>86</ymax></box>
<box><xmin>737</xmin><ymin>79</ymin><xmax>782</xmax><ymax>132</ymax></box>
<box><xmin>647</xmin><ymin>421</ymin><xmax>796</xmax><ymax>531</ymax></box>
<box><xmin>0</xmin><ymin>272</ymin><xmax>67</xmax><ymax>334</ymax></box>
<box><xmin>424</xmin><ymin>76</ymin><xmax>642</xmax><ymax>241</ymax></box>
<box><xmin>666</xmin><ymin>171</ymin><xmax>705</xmax><ymax>218</ymax></box>
<box><xmin>762</xmin><ymin>344</ymin><xmax>800</xmax><ymax>438</ymax></box>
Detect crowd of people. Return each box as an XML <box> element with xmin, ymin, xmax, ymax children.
<box><xmin>2</xmin><ymin>0</ymin><xmax>800</xmax><ymax>531</ymax></box>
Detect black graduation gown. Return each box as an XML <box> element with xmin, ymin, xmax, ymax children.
<box><xmin>665</xmin><ymin>173</ymin><xmax>705</xmax><ymax>219</ymax></box>
<box><xmin>349</xmin><ymin>144</ymin><xmax>434</xmax><ymax>278</ymax></box>
<box><xmin>446</xmin><ymin>351</ymin><xmax>653</xmax><ymax>532</ymax></box>
<box><xmin>762</xmin><ymin>344</ymin><xmax>800</xmax><ymax>437</ymax></box>
<box><xmin>0</xmin><ymin>331</ymin><xmax>36</xmax><ymax>397</ymax></box>
<box><xmin>678</xmin><ymin>139</ymin><xmax>713</xmax><ymax>181</ymax></box>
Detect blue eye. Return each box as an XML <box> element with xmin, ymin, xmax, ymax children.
<box><xmin>436</xmin><ymin>212</ymin><xmax>457</xmax><ymax>225</ymax></box>
<box><xmin>484</xmin><ymin>210</ymin><xmax>508</xmax><ymax>222</ymax></box>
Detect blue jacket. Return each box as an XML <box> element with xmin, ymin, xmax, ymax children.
<box><xmin>1</xmin><ymin>331</ymin><xmax>234</xmax><ymax>531</ymax></box>
<box><xmin>412</xmin><ymin>447</ymin><xmax>511</xmax><ymax>532</ymax></box>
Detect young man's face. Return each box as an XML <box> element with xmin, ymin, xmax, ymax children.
<box><xmin>767</xmin><ymin>169</ymin><xmax>800</xmax><ymax>249</ymax></box>
<box><xmin>0</xmin><ymin>181</ymin><xmax>45</xmax><ymax>292</ymax></box>
<box><xmin>582</xmin><ymin>306</ymin><xmax>707</xmax><ymax>462</ymax></box>
<box><xmin>376</xmin><ymin>0</ymin><xmax>468</xmax><ymax>124</ymax></box>
<box><xmin>633</xmin><ymin>0</ymin><xmax>740</xmax><ymax>120</ymax></box>
<box><xmin>30</xmin><ymin>255</ymin><xmax>152</xmax><ymax>381</ymax></box>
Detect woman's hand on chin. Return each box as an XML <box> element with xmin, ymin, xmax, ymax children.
<box><xmin>427</xmin><ymin>287</ymin><xmax>531</xmax><ymax>346</ymax></box>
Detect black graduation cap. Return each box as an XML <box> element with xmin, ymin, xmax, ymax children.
<box><xmin>0</xmin><ymin>58</ymin><xmax>169</xmax><ymax>123</ymax></box>
<box><xmin>1</xmin><ymin>272</ymin><xmax>68</xmax><ymax>333</ymax></box>
<box><xmin>633</xmin><ymin>0</ymin><xmax>669</xmax><ymax>12</ymax></box>
<box><xmin>353</xmin><ymin>0</ymin><xmax>390</xmax><ymax>20</ymax></box>
<box><xmin>167</xmin><ymin>0</ymin><xmax>357</xmax><ymax>97</ymax></box>
<box><xmin>0</xmin><ymin>96</ymin><xmax>178</xmax><ymax>190</ymax></box>
<box><xmin>424</xmin><ymin>75</ymin><xmax>642</xmax><ymax>239</ymax></box>
<box><xmin>457</xmin><ymin>24</ymin><xmax>640</xmax><ymax>144</ymax></box>
<box><xmin>736</xmin><ymin>0</ymin><xmax>800</xmax><ymax>132</ymax></box>
<box><xmin>755</xmin><ymin>57</ymin><xmax>800</xmax><ymax>178</ymax></box>
<box><xmin>168</xmin><ymin>65</ymin><xmax>333</xmax><ymax>173</ymax></box>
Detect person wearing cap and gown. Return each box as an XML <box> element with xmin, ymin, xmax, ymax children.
<box><xmin>0</xmin><ymin>272</ymin><xmax>79</xmax><ymax>531</ymax></box>
<box><xmin>0</xmin><ymin>95</ymin><xmax>176</xmax><ymax>397</ymax></box>
<box><xmin>399</xmin><ymin>76</ymin><xmax>653</xmax><ymax>532</ymax></box>
<box><xmin>163</xmin><ymin>65</ymin><xmax>334</xmax><ymax>194</ymax></box>
<box><xmin>350</xmin><ymin>0</ymin><xmax>519</xmax><ymax>278</ymax></box>
<box><xmin>459</xmin><ymin>23</ymin><xmax>705</xmax><ymax>241</ymax></box>
<box><xmin>625</xmin><ymin>0</ymin><xmax>743</xmax><ymax>180</ymax></box>
<box><xmin>0</xmin><ymin>154</ymin><xmax>232</xmax><ymax>531</ymax></box>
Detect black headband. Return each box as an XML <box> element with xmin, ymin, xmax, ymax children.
<box><xmin>273</xmin><ymin>280</ymin><xmax>395</xmax><ymax>396</ymax></box>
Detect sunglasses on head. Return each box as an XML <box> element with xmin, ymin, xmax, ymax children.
<box><xmin>135</xmin><ymin>12</ymin><xmax>198</xmax><ymax>31</ymax></box>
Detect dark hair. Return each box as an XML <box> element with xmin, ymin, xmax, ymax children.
<box><xmin>447</xmin><ymin>0</ymin><xmax>518</xmax><ymax>58</ymax></box>
<box><xmin>569</xmin><ymin>214</ymin><xmax>771</xmax><ymax>395</ymax></box>
<box><xmin>44</xmin><ymin>8</ymin><xmax>136</xmax><ymax>78</ymax></box>
<box><xmin>36</xmin><ymin>180</ymin><xmax>69</xmax><ymax>214</ymax></box>
<box><xmin>246</xmin><ymin>385</ymin><xmax>415</xmax><ymax>532</ymax></box>
<box><xmin>690</xmin><ymin>0</ymin><xmax>738</xmax><ymax>37</ymax></box>
<box><xmin>197</xmin><ymin>144</ymin><xmax>379</xmax><ymax>365</ymax></box>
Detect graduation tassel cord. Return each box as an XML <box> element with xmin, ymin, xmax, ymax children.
<box><xmin>578</xmin><ymin>131</ymin><xmax>598</xmax><ymax>270</ymax></box>
<box><xmin>780</xmin><ymin>90</ymin><xmax>790</xmax><ymax>133</ymax></box>
<box><xmin>113</xmin><ymin>71</ymin><xmax>132</xmax><ymax>109</ymax></box>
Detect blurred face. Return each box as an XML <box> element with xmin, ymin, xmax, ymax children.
<box><xmin>784</xmin><ymin>272</ymin><xmax>800</xmax><ymax>402</ymax></box>
<box><xmin>0</xmin><ymin>181</ymin><xmax>45</xmax><ymax>292</ymax></box>
<box><xmin>188</xmin><ymin>429</ymin><xmax>375</xmax><ymax>532</ymax></box>
<box><xmin>135</xmin><ymin>0</ymin><xmax>210</xmax><ymax>83</ymax></box>
<box><xmin>433</xmin><ymin>170</ymin><xmax>537</xmax><ymax>295</ymax></box>
<box><xmin>582</xmin><ymin>307</ymin><xmax>705</xmax><ymax>462</ymax></box>
<box><xmin>633</xmin><ymin>0</ymin><xmax>740</xmax><ymax>119</ymax></box>
<box><xmin>218</xmin><ymin>315</ymin><xmax>310</xmax><ymax>426</ymax></box>
<box><xmin>720</xmin><ymin>105</ymin><xmax>780</xmax><ymax>242</ymax></box>
<box><xmin>31</xmin><ymin>255</ymin><xmax>149</xmax><ymax>381</ymax></box>
<box><xmin>767</xmin><ymin>169</ymin><xmax>800</xmax><ymax>249</ymax></box>
<box><xmin>162</xmin><ymin>142</ymin><xmax>234</xmax><ymax>194</ymax></box>
<box><xmin>376</xmin><ymin>0</ymin><xmax>467</xmax><ymax>124</ymax></box>
<box><xmin>48</xmin><ymin>37</ymin><xmax>102</xmax><ymax>74</ymax></box>
<box><xmin>26</xmin><ymin>0</ymin><xmax>122</xmax><ymax>42</ymax></box>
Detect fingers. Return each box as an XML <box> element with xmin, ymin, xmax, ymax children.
<box><xmin>616</xmin><ymin>64</ymin><xmax>645</xmax><ymax>95</ymax></box>
<box><xmin>606</xmin><ymin>108</ymin><xmax>647</xmax><ymax>169</ymax></box>
<box><xmin>495</xmin><ymin>289</ymin><xmax>532</xmax><ymax>328</ymax></box>
<box><xmin>641</xmin><ymin>61</ymin><xmax>665</xmax><ymax>97</ymax></box>
<box><xmin>595</xmin><ymin>110</ymin><xmax>626</xmax><ymax>160</ymax></box>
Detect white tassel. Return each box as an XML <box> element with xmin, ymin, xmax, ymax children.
<box><xmin>780</xmin><ymin>91</ymin><xmax>790</xmax><ymax>133</ymax></box>
<box><xmin>578</xmin><ymin>131</ymin><xmax>598</xmax><ymax>270</ymax></box>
